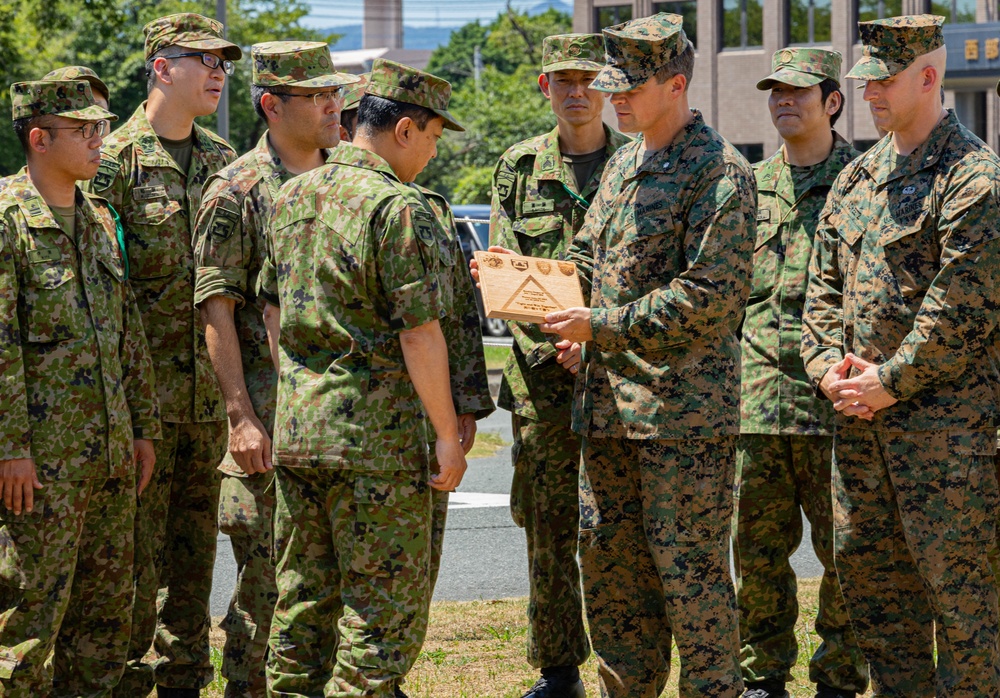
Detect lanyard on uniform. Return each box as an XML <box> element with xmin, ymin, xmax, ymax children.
<box><xmin>561</xmin><ymin>182</ymin><xmax>590</xmax><ymax>210</ymax></box>
<box><xmin>108</xmin><ymin>203</ymin><xmax>129</xmax><ymax>280</ymax></box>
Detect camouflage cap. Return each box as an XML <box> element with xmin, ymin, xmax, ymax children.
<box><xmin>846</xmin><ymin>14</ymin><xmax>944</xmax><ymax>81</ymax></box>
<box><xmin>251</xmin><ymin>41</ymin><xmax>360</xmax><ymax>88</ymax></box>
<box><xmin>542</xmin><ymin>34</ymin><xmax>605</xmax><ymax>73</ymax></box>
<box><xmin>143</xmin><ymin>13</ymin><xmax>242</xmax><ymax>62</ymax></box>
<box><xmin>756</xmin><ymin>47</ymin><xmax>842</xmax><ymax>90</ymax></box>
<box><xmin>43</xmin><ymin>66</ymin><xmax>110</xmax><ymax>100</ymax></box>
<box><xmin>10</xmin><ymin>80</ymin><xmax>117</xmax><ymax>122</ymax></box>
<box><xmin>591</xmin><ymin>13</ymin><xmax>690</xmax><ymax>93</ymax></box>
<box><xmin>342</xmin><ymin>72</ymin><xmax>370</xmax><ymax>112</ymax></box>
<box><xmin>366</xmin><ymin>58</ymin><xmax>464</xmax><ymax>131</ymax></box>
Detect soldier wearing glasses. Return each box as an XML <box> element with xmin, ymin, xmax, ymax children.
<box><xmin>86</xmin><ymin>12</ymin><xmax>242</xmax><ymax>698</ymax></box>
<box><xmin>192</xmin><ymin>41</ymin><xmax>359</xmax><ymax>698</ymax></box>
<box><xmin>0</xmin><ymin>80</ymin><xmax>160</xmax><ymax>697</ymax></box>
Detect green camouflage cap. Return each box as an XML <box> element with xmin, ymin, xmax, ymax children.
<box><xmin>43</xmin><ymin>66</ymin><xmax>110</xmax><ymax>101</ymax></box>
<box><xmin>846</xmin><ymin>14</ymin><xmax>944</xmax><ymax>81</ymax></box>
<box><xmin>251</xmin><ymin>41</ymin><xmax>360</xmax><ymax>88</ymax></box>
<box><xmin>756</xmin><ymin>47</ymin><xmax>842</xmax><ymax>90</ymax></box>
<box><xmin>342</xmin><ymin>72</ymin><xmax>369</xmax><ymax>112</ymax></box>
<box><xmin>144</xmin><ymin>12</ymin><xmax>242</xmax><ymax>62</ymax></box>
<box><xmin>10</xmin><ymin>80</ymin><xmax>117</xmax><ymax>122</ymax></box>
<box><xmin>366</xmin><ymin>58</ymin><xmax>464</xmax><ymax>131</ymax></box>
<box><xmin>542</xmin><ymin>34</ymin><xmax>605</xmax><ymax>72</ymax></box>
<box><xmin>592</xmin><ymin>13</ymin><xmax>690</xmax><ymax>93</ymax></box>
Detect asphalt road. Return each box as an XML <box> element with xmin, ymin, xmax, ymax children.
<box><xmin>210</xmin><ymin>407</ymin><xmax>824</xmax><ymax>614</ymax></box>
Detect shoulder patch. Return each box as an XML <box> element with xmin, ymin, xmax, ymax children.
<box><xmin>410</xmin><ymin>205</ymin><xmax>436</xmax><ymax>246</ymax></box>
<box><xmin>209</xmin><ymin>201</ymin><xmax>241</xmax><ymax>241</ymax></box>
<box><xmin>495</xmin><ymin>169</ymin><xmax>516</xmax><ymax>201</ymax></box>
<box><xmin>92</xmin><ymin>158</ymin><xmax>119</xmax><ymax>192</ymax></box>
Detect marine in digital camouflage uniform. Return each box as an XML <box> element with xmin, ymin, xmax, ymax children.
<box><xmin>193</xmin><ymin>42</ymin><xmax>358</xmax><ymax>698</ymax></box>
<box><xmin>0</xmin><ymin>80</ymin><xmax>160</xmax><ymax>697</ymax></box>
<box><xmin>734</xmin><ymin>48</ymin><xmax>867</xmax><ymax>698</ymax></box>
<box><xmin>489</xmin><ymin>32</ymin><xmax>629</xmax><ymax>698</ymax></box>
<box><xmin>801</xmin><ymin>15</ymin><xmax>1000</xmax><ymax>697</ymax></box>
<box><xmin>83</xmin><ymin>13</ymin><xmax>243</xmax><ymax>697</ymax></box>
<box><xmin>258</xmin><ymin>58</ymin><xmax>492</xmax><ymax>697</ymax></box>
<box><xmin>543</xmin><ymin>14</ymin><xmax>755</xmax><ymax>698</ymax></box>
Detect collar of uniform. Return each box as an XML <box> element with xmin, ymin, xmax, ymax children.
<box><xmin>532</xmin><ymin>127</ymin><xmax>565</xmax><ymax>182</ymax></box>
<box><xmin>327</xmin><ymin>142</ymin><xmax>401</xmax><ymax>182</ymax></box>
<box><xmin>630</xmin><ymin>109</ymin><xmax>706</xmax><ymax>179</ymax></box>
<box><xmin>256</xmin><ymin>131</ymin><xmax>295</xmax><ymax>194</ymax></box>
<box><xmin>8</xmin><ymin>174</ymin><xmax>62</xmax><ymax>231</ymax></box>
<box><xmin>864</xmin><ymin>109</ymin><xmax>958</xmax><ymax>186</ymax></box>
<box><xmin>756</xmin><ymin>130</ymin><xmax>855</xmax><ymax>193</ymax></box>
<box><xmin>129</xmin><ymin>101</ymin><xmax>223</xmax><ymax>175</ymax></box>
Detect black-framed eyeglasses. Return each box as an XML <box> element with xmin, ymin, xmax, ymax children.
<box><xmin>270</xmin><ymin>89</ymin><xmax>344</xmax><ymax>108</ymax></box>
<box><xmin>40</xmin><ymin>120</ymin><xmax>108</xmax><ymax>140</ymax></box>
<box><xmin>168</xmin><ymin>51</ymin><xmax>236</xmax><ymax>76</ymax></box>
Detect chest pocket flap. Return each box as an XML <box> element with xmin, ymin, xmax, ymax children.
<box><xmin>514</xmin><ymin>214</ymin><xmax>561</xmax><ymax>238</ymax></box>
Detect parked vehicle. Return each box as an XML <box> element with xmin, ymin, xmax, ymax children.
<box><xmin>452</xmin><ymin>203</ymin><xmax>510</xmax><ymax>337</ymax></box>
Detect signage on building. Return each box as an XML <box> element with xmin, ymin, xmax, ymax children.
<box><xmin>945</xmin><ymin>23</ymin><xmax>1000</xmax><ymax>76</ymax></box>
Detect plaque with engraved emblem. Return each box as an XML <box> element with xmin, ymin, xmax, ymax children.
<box><xmin>473</xmin><ymin>251</ymin><xmax>586</xmax><ymax>323</ymax></box>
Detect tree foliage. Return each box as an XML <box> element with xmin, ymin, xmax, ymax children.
<box><xmin>418</xmin><ymin>7</ymin><xmax>571</xmax><ymax>203</ymax></box>
<box><xmin>0</xmin><ymin>0</ymin><xmax>336</xmax><ymax>175</ymax></box>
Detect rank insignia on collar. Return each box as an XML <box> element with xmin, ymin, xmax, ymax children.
<box><xmin>757</xmin><ymin>208</ymin><xmax>771</xmax><ymax>221</ymax></box>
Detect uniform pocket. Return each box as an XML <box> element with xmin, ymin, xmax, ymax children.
<box><xmin>349</xmin><ymin>474</ymin><xmax>430</xmax><ymax>578</ymax></box>
<box><xmin>945</xmin><ymin>431</ymin><xmax>999</xmax><ymax>543</ymax></box>
<box><xmin>22</xmin><ymin>263</ymin><xmax>84</xmax><ymax>342</ymax></box>
<box><xmin>675</xmin><ymin>439</ymin><xmax>736</xmax><ymax>543</ymax></box>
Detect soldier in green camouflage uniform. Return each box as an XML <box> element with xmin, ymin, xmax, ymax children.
<box><xmin>542</xmin><ymin>14</ymin><xmax>755</xmax><ymax>698</ymax></box>
<box><xmin>258</xmin><ymin>58</ymin><xmax>493</xmax><ymax>697</ymax></box>
<box><xmin>339</xmin><ymin>73</ymin><xmax>369</xmax><ymax>142</ymax></box>
<box><xmin>735</xmin><ymin>48</ymin><xmax>867</xmax><ymax>698</ymax></box>
<box><xmin>193</xmin><ymin>42</ymin><xmax>358</xmax><ymax>698</ymax></box>
<box><xmin>489</xmin><ymin>33</ymin><xmax>629</xmax><ymax>698</ymax></box>
<box><xmin>84</xmin><ymin>13</ymin><xmax>243</xmax><ymax>697</ymax></box>
<box><xmin>0</xmin><ymin>80</ymin><xmax>160</xmax><ymax>697</ymax></box>
<box><xmin>802</xmin><ymin>15</ymin><xmax>1000</xmax><ymax>697</ymax></box>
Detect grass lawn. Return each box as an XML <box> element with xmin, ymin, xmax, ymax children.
<box><xmin>483</xmin><ymin>344</ymin><xmax>510</xmax><ymax>371</ymax></box>
<box><xmin>198</xmin><ymin>578</ymin><xmax>867</xmax><ymax>697</ymax></box>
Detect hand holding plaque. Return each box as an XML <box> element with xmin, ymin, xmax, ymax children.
<box><xmin>473</xmin><ymin>250</ymin><xmax>585</xmax><ymax>324</ymax></box>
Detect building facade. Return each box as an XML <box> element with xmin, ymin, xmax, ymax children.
<box><xmin>573</xmin><ymin>0</ymin><xmax>1000</xmax><ymax>157</ymax></box>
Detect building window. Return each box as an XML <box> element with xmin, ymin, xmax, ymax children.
<box><xmin>595</xmin><ymin>4</ymin><xmax>633</xmax><ymax>29</ymax></box>
<box><xmin>789</xmin><ymin>0</ymin><xmax>832</xmax><ymax>44</ymax></box>
<box><xmin>931</xmin><ymin>0</ymin><xmax>976</xmax><ymax>23</ymax></box>
<box><xmin>856</xmin><ymin>0</ymin><xmax>903</xmax><ymax>24</ymax></box>
<box><xmin>954</xmin><ymin>91</ymin><xmax>987</xmax><ymax>140</ymax></box>
<box><xmin>722</xmin><ymin>0</ymin><xmax>763</xmax><ymax>49</ymax></box>
<box><xmin>653</xmin><ymin>1</ymin><xmax>698</xmax><ymax>48</ymax></box>
<box><xmin>735</xmin><ymin>143</ymin><xmax>764</xmax><ymax>163</ymax></box>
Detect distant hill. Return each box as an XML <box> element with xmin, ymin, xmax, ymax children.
<box><xmin>322</xmin><ymin>1</ymin><xmax>571</xmax><ymax>52</ymax></box>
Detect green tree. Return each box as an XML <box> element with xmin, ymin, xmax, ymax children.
<box><xmin>0</xmin><ymin>0</ymin><xmax>335</xmax><ymax>175</ymax></box>
<box><xmin>419</xmin><ymin>7</ymin><xmax>571</xmax><ymax>202</ymax></box>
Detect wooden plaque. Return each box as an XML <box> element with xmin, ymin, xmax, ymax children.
<box><xmin>474</xmin><ymin>251</ymin><xmax>585</xmax><ymax>323</ymax></box>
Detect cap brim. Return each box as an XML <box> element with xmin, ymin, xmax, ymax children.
<box><xmin>542</xmin><ymin>59</ymin><xmax>605</xmax><ymax>73</ymax></box>
<box><xmin>756</xmin><ymin>68</ymin><xmax>828</xmax><ymax>91</ymax></box>
<box><xmin>845</xmin><ymin>56</ymin><xmax>897</xmax><ymax>81</ymax></box>
<box><xmin>177</xmin><ymin>38</ymin><xmax>243</xmax><ymax>61</ymax></box>
<box><xmin>275</xmin><ymin>73</ymin><xmax>362</xmax><ymax>89</ymax></box>
<box><xmin>433</xmin><ymin>108</ymin><xmax>464</xmax><ymax>131</ymax></box>
<box><xmin>589</xmin><ymin>65</ymin><xmax>645</xmax><ymax>93</ymax></box>
<box><xmin>60</xmin><ymin>104</ymin><xmax>118</xmax><ymax>121</ymax></box>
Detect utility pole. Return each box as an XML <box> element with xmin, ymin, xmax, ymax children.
<box><xmin>474</xmin><ymin>45</ymin><xmax>483</xmax><ymax>91</ymax></box>
<box><xmin>216</xmin><ymin>0</ymin><xmax>229</xmax><ymax>141</ymax></box>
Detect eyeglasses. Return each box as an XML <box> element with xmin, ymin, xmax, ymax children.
<box><xmin>168</xmin><ymin>51</ymin><xmax>236</xmax><ymax>76</ymax></box>
<box><xmin>270</xmin><ymin>89</ymin><xmax>344</xmax><ymax>108</ymax></box>
<box><xmin>40</xmin><ymin>120</ymin><xmax>108</xmax><ymax>140</ymax></box>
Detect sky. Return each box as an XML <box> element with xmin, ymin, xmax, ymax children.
<box><xmin>302</xmin><ymin>0</ymin><xmax>559</xmax><ymax>29</ymax></box>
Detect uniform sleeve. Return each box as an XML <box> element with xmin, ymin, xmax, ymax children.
<box><xmin>489</xmin><ymin>156</ymin><xmax>560</xmax><ymax>369</ymax></box>
<box><xmin>120</xmin><ymin>283</ymin><xmax>162</xmax><ymax>440</ymax></box>
<box><xmin>801</xmin><ymin>196</ymin><xmax>846</xmax><ymax>388</ymax></box>
<box><xmin>377</xmin><ymin>203</ymin><xmax>448</xmax><ymax>331</ymax></box>
<box><xmin>85</xmin><ymin>153</ymin><xmax>128</xmax><ymax>211</ymax></box>
<box><xmin>589</xmin><ymin>168</ymin><xmax>756</xmax><ymax>353</ymax></box>
<box><xmin>877</xmin><ymin>178</ymin><xmax>1000</xmax><ymax>400</ymax></box>
<box><xmin>257</xmin><ymin>208</ymin><xmax>280</xmax><ymax>307</ymax></box>
<box><xmin>0</xmin><ymin>222</ymin><xmax>32</xmax><ymax>461</ymax></box>
<box><xmin>440</xmin><ymin>210</ymin><xmax>495</xmax><ymax>420</ymax></box>
<box><xmin>194</xmin><ymin>185</ymin><xmax>250</xmax><ymax>308</ymax></box>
